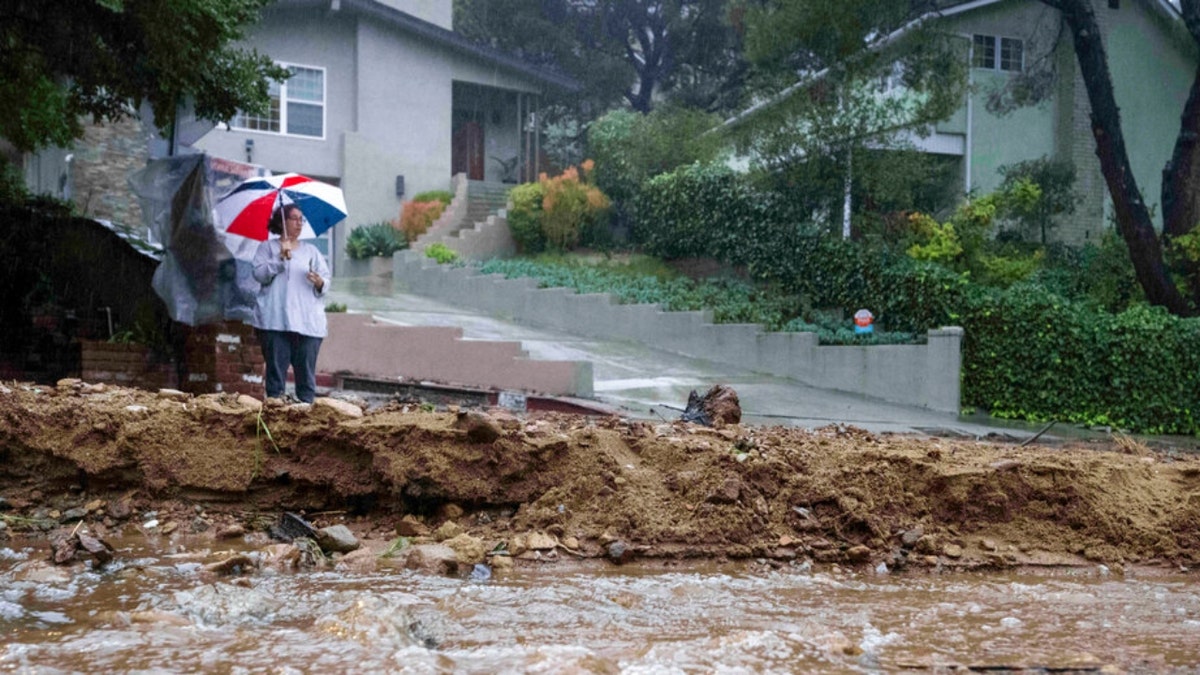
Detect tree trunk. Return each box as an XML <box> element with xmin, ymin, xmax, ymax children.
<box><xmin>1046</xmin><ymin>0</ymin><xmax>1193</xmax><ymax>315</ymax></box>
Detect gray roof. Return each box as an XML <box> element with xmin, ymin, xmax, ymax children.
<box><xmin>277</xmin><ymin>0</ymin><xmax>581</xmax><ymax>92</ymax></box>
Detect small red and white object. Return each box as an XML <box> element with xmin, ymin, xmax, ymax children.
<box><xmin>853</xmin><ymin>309</ymin><xmax>874</xmax><ymax>334</ymax></box>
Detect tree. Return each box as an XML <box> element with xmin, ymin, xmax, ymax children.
<box><xmin>1043</xmin><ymin>0</ymin><xmax>1196</xmax><ymax>315</ymax></box>
<box><xmin>0</xmin><ymin>0</ymin><xmax>288</xmax><ymax>152</ymax></box>
<box><xmin>455</xmin><ymin>0</ymin><xmax>746</xmax><ymax>115</ymax></box>
<box><xmin>727</xmin><ymin>0</ymin><xmax>967</xmax><ymax>236</ymax></box>
<box><xmin>738</xmin><ymin>0</ymin><xmax>1200</xmax><ymax>316</ymax></box>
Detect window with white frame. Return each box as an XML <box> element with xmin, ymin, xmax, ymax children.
<box><xmin>972</xmin><ymin>34</ymin><xmax>1023</xmax><ymax>72</ymax></box>
<box><xmin>232</xmin><ymin>64</ymin><xmax>325</xmax><ymax>138</ymax></box>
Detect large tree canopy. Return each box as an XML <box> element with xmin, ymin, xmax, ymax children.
<box><xmin>739</xmin><ymin>0</ymin><xmax>1200</xmax><ymax>316</ymax></box>
<box><xmin>0</xmin><ymin>0</ymin><xmax>288</xmax><ymax>152</ymax></box>
<box><xmin>455</xmin><ymin>0</ymin><xmax>746</xmax><ymax>114</ymax></box>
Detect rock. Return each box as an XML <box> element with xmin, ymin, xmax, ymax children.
<box><xmin>562</xmin><ymin>536</ymin><xmax>580</xmax><ymax>550</ymax></box>
<box><xmin>846</xmin><ymin>545</ymin><xmax>872</xmax><ymax>562</ymax></box>
<box><xmin>333</xmin><ymin>548</ymin><xmax>378</xmax><ymax>574</ymax></box>
<box><xmin>444</xmin><ymin>533</ymin><xmax>487</xmax><ymax>565</ymax></box>
<box><xmin>980</xmin><ymin>538</ymin><xmax>998</xmax><ymax>552</ymax></box>
<box><xmin>313</xmin><ymin>397</ymin><xmax>363</xmax><ymax>418</ymax></box>
<box><xmin>58</xmin><ymin>508</ymin><xmax>87</xmax><ymax>524</ymax></box>
<box><xmin>205</xmin><ymin>554</ymin><xmax>257</xmax><ymax>575</ymax></box>
<box><xmin>0</xmin><ymin>496</ymin><xmax>10</xmax><ymax>511</ymax></box>
<box><xmin>77</xmin><ymin>533</ymin><xmax>114</xmax><ymax>566</ymax></box>
<box><xmin>50</xmin><ymin>534</ymin><xmax>79</xmax><ymax>564</ymax></box>
<box><xmin>680</xmin><ymin>384</ymin><xmax>742</xmax><ymax>427</ymax></box>
<box><xmin>943</xmin><ymin>543</ymin><xmax>963</xmax><ymax>559</ymax></box>
<box><xmin>914</xmin><ymin>534</ymin><xmax>939</xmax><ymax>555</ymax></box>
<box><xmin>707</xmin><ymin>476</ymin><xmax>742</xmax><ymax>504</ymax></box>
<box><xmin>161</xmin><ymin>522</ymin><xmax>178</xmax><ymax>535</ymax></box>
<box><xmin>526</xmin><ymin>532</ymin><xmax>558</xmax><ymax>550</ymax></box>
<box><xmin>56</xmin><ymin>378</ymin><xmax>82</xmax><ymax>390</ymax></box>
<box><xmin>490</xmin><ymin>555</ymin><xmax>514</xmax><ymax>570</ymax></box>
<box><xmin>216</xmin><ymin>524</ymin><xmax>246</xmax><ymax>540</ymax></box>
<box><xmin>236</xmin><ymin>395</ymin><xmax>263</xmax><ymax>412</ymax></box>
<box><xmin>607</xmin><ymin>540</ymin><xmax>635</xmax><ymax>564</ymax></box>
<box><xmin>316</xmin><ymin>524</ymin><xmax>360</xmax><ymax>554</ymax></box>
<box><xmin>900</xmin><ymin>527</ymin><xmax>925</xmax><ymax>548</ymax></box>
<box><xmin>438</xmin><ymin>503</ymin><xmax>464</xmax><ymax>520</ymax></box>
<box><xmin>0</xmin><ymin>521</ymin><xmax>7</xmax><ymax>533</ymax></box>
<box><xmin>433</xmin><ymin>521</ymin><xmax>464</xmax><ymax>542</ymax></box>
<box><xmin>157</xmin><ymin>388</ymin><xmax>189</xmax><ymax>402</ymax></box>
<box><xmin>454</xmin><ymin>411</ymin><xmax>502</xmax><ymax>443</ymax></box>
<box><xmin>261</xmin><ymin>544</ymin><xmax>302</xmax><ymax>572</ymax></box>
<box><xmin>395</xmin><ymin>516</ymin><xmax>430</xmax><ymax>537</ymax></box>
<box><xmin>84</xmin><ymin>499</ymin><xmax>105</xmax><ymax>514</ymax></box>
<box><xmin>108</xmin><ymin>499</ymin><xmax>132</xmax><ymax>520</ymax></box>
<box><xmin>404</xmin><ymin>544</ymin><xmax>459</xmax><ymax>575</ymax></box>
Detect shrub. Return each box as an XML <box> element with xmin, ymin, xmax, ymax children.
<box><xmin>345</xmin><ymin>222</ymin><xmax>406</xmax><ymax>259</ymax></box>
<box><xmin>325</xmin><ymin>302</ymin><xmax>347</xmax><ymax>312</ymax></box>
<box><xmin>996</xmin><ymin>156</ymin><xmax>1078</xmax><ymax>243</ymax></box>
<box><xmin>960</xmin><ymin>285</ymin><xmax>1200</xmax><ymax>434</ymax></box>
<box><xmin>399</xmin><ymin>200</ymin><xmax>446</xmax><ymax>242</ymax></box>
<box><xmin>505</xmin><ymin>163</ymin><xmax>610</xmax><ymax>253</ymax></box>
<box><xmin>540</xmin><ymin>161</ymin><xmax>610</xmax><ymax>250</ymax></box>
<box><xmin>424</xmin><ymin>242</ymin><xmax>459</xmax><ymax>265</ymax></box>
<box><xmin>507</xmin><ymin>182</ymin><xmax>546</xmax><ymax>253</ymax></box>
<box><xmin>411</xmin><ymin>190</ymin><xmax>453</xmax><ymax>206</ymax></box>
<box><xmin>587</xmin><ymin>107</ymin><xmax>724</xmax><ymax>214</ymax></box>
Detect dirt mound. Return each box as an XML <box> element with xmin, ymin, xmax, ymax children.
<box><xmin>2</xmin><ymin>381</ymin><xmax>1199</xmax><ymax>571</ymax></box>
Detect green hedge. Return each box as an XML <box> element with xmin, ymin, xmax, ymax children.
<box><xmin>961</xmin><ymin>285</ymin><xmax>1200</xmax><ymax>434</ymax></box>
<box><xmin>629</xmin><ymin>161</ymin><xmax>1200</xmax><ymax>434</ymax></box>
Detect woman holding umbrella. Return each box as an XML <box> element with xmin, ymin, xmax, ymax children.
<box><xmin>251</xmin><ymin>203</ymin><xmax>331</xmax><ymax>403</ymax></box>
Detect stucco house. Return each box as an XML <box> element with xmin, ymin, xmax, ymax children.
<box><xmin>190</xmin><ymin>0</ymin><xmax>577</xmax><ymax>272</ymax></box>
<box><xmin>729</xmin><ymin>0</ymin><xmax>1194</xmax><ymax>245</ymax></box>
<box><xmin>12</xmin><ymin>0</ymin><xmax>576</xmax><ymax>274</ymax></box>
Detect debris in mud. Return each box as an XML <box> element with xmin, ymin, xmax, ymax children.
<box><xmin>50</xmin><ymin>529</ymin><xmax>114</xmax><ymax>567</ymax></box>
<box><xmin>272</xmin><ymin>512</ymin><xmax>319</xmax><ymax>542</ymax></box>
<box><xmin>680</xmin><ymin>384</ymin><xmax>741</xmax><ymax>427</ymax></box>
<box><xmin>3</xmin><ymin>381</ymin><xmax>1200</xmax><ymax>573</ymax></box>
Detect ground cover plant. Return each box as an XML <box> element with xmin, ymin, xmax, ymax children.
<box><xmin>477</xmin><ymin>254</ymin><xmax>917</xmax><ymax>345</ymax></box>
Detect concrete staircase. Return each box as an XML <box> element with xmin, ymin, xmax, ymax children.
<box><xmin>317</xmin><ymin>312</ymin><xmax>593</xmax><ymax>397</ymax></box>
<box><xmin>412</xmin><ymin>174</ymin><xmax>515</xmax><ymax>261</ymax></box>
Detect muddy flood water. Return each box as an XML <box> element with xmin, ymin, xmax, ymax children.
<box><xmin>2</xmin><ymin>537</ymin><xmax>1199</xmax><ymax>673</ymax></box>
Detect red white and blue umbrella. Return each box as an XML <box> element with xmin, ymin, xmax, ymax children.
<box><xmin>216</xmin><ymin>173</ymin><xmax>347</xmax><ymax>241</ymax></box>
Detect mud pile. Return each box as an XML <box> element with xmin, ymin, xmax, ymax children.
<box><xmin>1</xmin><ymin>381</ymin><xmax>1198</xmax><ymax>572</ymax></box>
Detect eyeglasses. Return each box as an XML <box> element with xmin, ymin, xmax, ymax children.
<box><xmin>286</xmin><ymin>215</ymin><xmax>304</xmax><ymax>222</ymax></box>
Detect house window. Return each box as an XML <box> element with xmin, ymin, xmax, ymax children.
<box><xmin>232</xmin><ymin>64</ymin><xmax>325</xmax><ymax>138</ymax></box>
<box><xmin>972</xmin><ymin>34</ymin><xmax>1023</xmax><ymax>72</ymax></box>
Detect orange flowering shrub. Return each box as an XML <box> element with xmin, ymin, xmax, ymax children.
<box><xmin>398</xmin><ymin>199</ymin><xmax>447</xmax><ymax>242</ymax></box>
<box><xmin>538</xmin><ymin>160</ymin><xmax>610</xmax><ymax>251</ymax></box>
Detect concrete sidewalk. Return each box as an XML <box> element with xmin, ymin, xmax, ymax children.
<box><xmin>325</xmin><ymin>278</ymin><xmax>1050</xmax><ymax>439</ymax></box>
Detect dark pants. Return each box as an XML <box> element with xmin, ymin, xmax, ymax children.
<box><xmin>257</xmin><ymin>329</ymin><xmax>323</xmax><ymax>403</ymax></box>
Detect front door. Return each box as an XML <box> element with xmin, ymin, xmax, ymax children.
<box><xmin>452</xmin><ymin>121</ymin><xmax>485</xmax><ymax>180</ymax></box>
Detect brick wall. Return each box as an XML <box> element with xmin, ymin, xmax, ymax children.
<box><xmin>79</xmin><ymin>341</ymin><xmax>177</xmax><ymax>390</ymax></box>
<box><xmin>1054</xmin><ymin>0</ymin><xmax>1116</xmax><ymax>245</ymax></box>
<box><xmin>181</xmin><ymin>322</ymin><xmax>265</xmax><ymax>397</ymax></box>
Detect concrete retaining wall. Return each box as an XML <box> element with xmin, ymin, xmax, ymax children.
<box><xmin>392</xmin><ymin>252</ymin><xmax>963</xmax><ymax>413</ymax></box>
<box><xmin>318</xmin><ymin>312</ymin><xmax>593</xmax><ymax>397</ymax></box>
